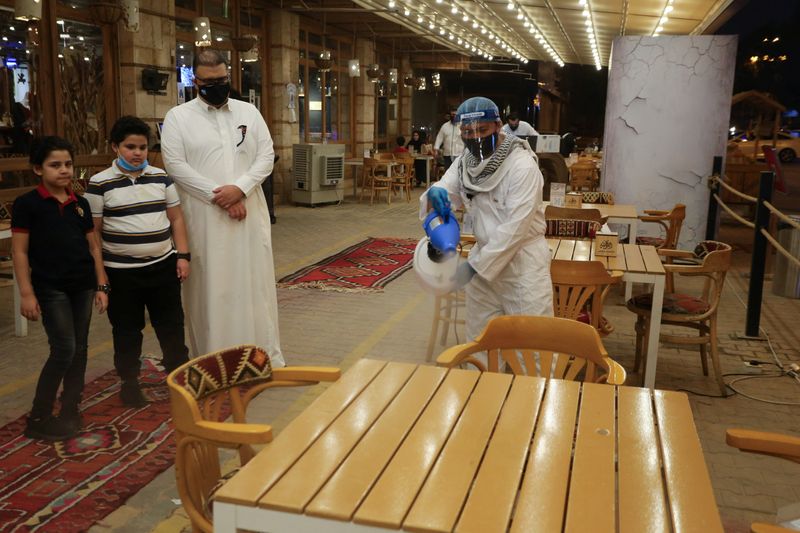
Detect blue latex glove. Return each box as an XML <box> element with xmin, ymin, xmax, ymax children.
<box><xmin>454</xmin><ymin>261</ymin><xmax>476</xmax><ymax>289</ymax></box>
<box><xmin>427</xmin><ymin>187</ymin><xmax>451</xmax><ymax>220</ymax></box>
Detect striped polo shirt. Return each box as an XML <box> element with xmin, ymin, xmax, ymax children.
<box><xmin>85</xmin><ymin>162</ymin><xmax>180</xmax><ymax>269</ymax></box>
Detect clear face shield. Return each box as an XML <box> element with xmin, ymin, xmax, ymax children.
<box><xmin>460</xmin><ymin>119</ymin><xmax>501</xmax><ymax>162</ymax></box>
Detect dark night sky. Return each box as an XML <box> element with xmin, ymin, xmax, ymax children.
<box><xmin>717</xmin><ymin>0</ymin><xmax>800</xmax><ymax>111</ymax></box>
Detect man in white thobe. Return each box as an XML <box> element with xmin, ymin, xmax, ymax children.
<box><xmin>161</xmin><ymin>49</ymin><xmax>284</xmax><ymax>366</ymax></box>
<box><xmin>434</xmin><ymin>107</ymin><xmax>465</xmax><ymax>171</ymax></box>
<box><xmin>501</xmin><ymin>112</ymin><xmax>539</xmax><ymax>137</ymax></box>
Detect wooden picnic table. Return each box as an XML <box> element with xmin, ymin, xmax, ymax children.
<box><xmin>213</xmin><ymin>359</ymin><xmax>723</xmax><ymax>533</ymax></box>
<box><xmin>547</xmin><ymin>238</ymin><xmax>666</xmax><ymax>389</ymax></box>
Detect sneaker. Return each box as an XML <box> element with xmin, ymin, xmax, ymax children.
<box><xmin>25</xmin><ymin>415</ymin><xmax>78</xmax><ymax>441</ymax></box>
<box><xmin>120</xmin><ymin>380</ymin><xmax>149</xmax><ymax>407</ymax></box>
<box><xmin>58</xmin><ymin>410</ymin><xmax>84</xmax><ymax>434</ymax></box>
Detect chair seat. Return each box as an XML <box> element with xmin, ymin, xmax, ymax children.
<box><xmin>628</xmin><ymin>292</ymin><xmax>711</xmax><ymax>315</ymax></box>
<box><xmin>636</xmin><ymin>236</ymin><xmax>665</xmax><ymax>247</ymax></box>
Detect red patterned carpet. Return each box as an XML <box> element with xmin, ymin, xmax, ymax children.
<box><xmin>277</xmin><ymin>237</ymin><xmax>418</xmax><ymax>292</ymax></box>
<box><xmin>0</xmin><ymin>359</ymin><xmax>175</xmax><ymax>532</ymax></box>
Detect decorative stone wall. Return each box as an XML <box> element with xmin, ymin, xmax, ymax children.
<box><xmin>267</xmin><ymin>10</ymin><xmax>300</xmax><ymax>202</ymax></box>
<box><xmin>601</xmin><ymin>35</ymin><xmax>737</xmax><ymax>248</ymax></box>
<box><xmin>117</xmin><ymin>1</ymin><xmax>176</xmax><ymax>136</ymax></box>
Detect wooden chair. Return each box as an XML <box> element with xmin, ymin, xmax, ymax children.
<box><xmin>545</xmin><ymin>205</ymin><xmax>604</xmax><ymax>239</ymax></box>
<box><xmin>551</xmin><ymin>260</ymin><xmax>623</xmax><ymax>337</ymax></box>
<box><xmin>569</xmin><ymin>159</ymin><xmax>599</xmax><ymax>192</ymax></box>
<box><xmin>425</xmin><ymin>235</ymin><xmax>475</xmax><ymax>361</ymax></box>
<box><xmin>727</xmin><ymin>428</ymin><xmax>800</xmax><ymax>533</ymax></box>
<box><xmin>167</xmin><ymin>345</ymin><xmax>340</xmax><ymax>533</ymax></box>
<box><xmin>391</xmin><ymin>154</ymin><xmax>415</xmax><ymax>203</ymax></box>
<box><xmin>361</xmin><ymin>157</ymin><xmax>393</xmax><ymax>205</ymax></box>
<box><xmin>626</xmin><ymin>241</ymin><xmax>732</xmax><ymax>394</ymax></box>
<box><xmin>436</xmin><ymin>315</ymin><xmax>626</xmax><ymax>385</ymax></box>
<box><xmin>636</xmin><ymin>203</ymin><xmax>686</xmax><ymax>250</ymax></box>
<box><xmin>581</xmin><ymin>191</ymin><xmax>615</xmax><ymax>204</ymax></box>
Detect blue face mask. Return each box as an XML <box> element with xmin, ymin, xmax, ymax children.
<box><xmin>116</xmin><ymin>156</ymin><xmax>148</xmax><ymax>172</ymax></box>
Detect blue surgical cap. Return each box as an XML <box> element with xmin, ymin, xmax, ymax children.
<box><xmin>456</xmin><ymin>97</ymin><xmax>500</xmax><ymax>125</ymax></box>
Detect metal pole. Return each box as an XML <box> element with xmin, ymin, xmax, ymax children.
<box><xmin>706</xmin><ymin>156</ymin><xmax>723</xmax><ymax>241</ymax></box>
<box><xmin>745</xmin><ymin>171</ymin><xmax>774</xmax><ymax>338</ymax></box>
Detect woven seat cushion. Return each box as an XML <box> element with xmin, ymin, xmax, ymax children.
<box><xmin>173</xmin><ymin>345</ymin><xmax>273</xmax><ymax>400</ymax></box>
<box><xmin>204</xmin><ymin>467</ymin><xmax>241</xmax><ymax>517</ymax></box>
<box><xmin>629</xmin><ymin>292</ymin><xmax>710</xmax><ymax>315</ymax></box>
<box><xmin>546</xmin><ymin>219</ymin><xmax>601</xmax><ymax>238</ymax></box>
<box><xmin>581</xmin><ymin>191</ymin><xmax>614</xmax><ymax>204</ymax></box>
<box><xmin>636</xmin><ymin>236</ymin><xmax>665</xmax><ymax>247</ymax></box>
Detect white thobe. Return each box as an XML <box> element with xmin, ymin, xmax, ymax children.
<box><xmin>161</xmin><ymin>97</ymin><xmax>284</xmax><ymax>366</ymax></box>
<box><xmin>434</xmin><ymin>121</ymin><xmax>465</xmax><ymax>157</ymax></box>
<box><xmin>501</xmin><ymin>120</ymin><xmax>539</xmax><ymax>137</ymax></box>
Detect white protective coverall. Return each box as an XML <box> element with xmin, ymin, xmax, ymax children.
<box><xmin>419</xmin><ymin>141</ymin><xmax>553</xmax><ymax>342</ymax></box>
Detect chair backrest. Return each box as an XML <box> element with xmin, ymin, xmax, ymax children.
<box><xmin>375</xmin><ymin>152</ymin><xmax>395</xmax><ymax>161</ymax></box>
<box><xmin>581</xmin><ymin>191</ymin><xmax>615</xmax><ymax>204</ymax></box>
<box><xmin>569</xmin><ymin>160</ymin><xmax>599</xmax><ymax>191</ymax></box>
<box><xmin>545</xmin><ymin>206</ymin><xmax>603</xmax><ymax>238</ymax></box>
<box><xmin>641</xmin><ymin>203</ymin><xmax>686</xmax><ymax>249</ymax></box>
<box><xmin>436</xmin><ymin>315</ymin><xmax>626</xmax><ymax>385</ymax></box>
<box><xmin>667</xmin><ymin>240</ymin><xmax>732</xmax><ymax>317</ymax></box>
<box><xmin>550</xmin><ymin>260</ymin><xmax>622</xmax><ymax>332</ymax></box>
<box><xmin>537</xmin><ymin>153</ymin><xmax>569</xmax><ymax>200</ymax></box>
<box><xmin>363</xmin><ymin>157</ymin><xmax>389</xmax><ymax>179</ymax></box>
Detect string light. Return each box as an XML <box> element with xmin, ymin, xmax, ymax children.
<box><xmin>579</xmin><ymin>1</ymin><xmax>601</xmax><ymax>69</ymax></box>
<box><xmin>653</xmin><ymin>0</ymin><xmax>674</xmax><ymax>36</ymax></box>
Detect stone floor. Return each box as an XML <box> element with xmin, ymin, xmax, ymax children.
<box><xmin>1</xmin><ymin>188</ymin><xmax>799</xmax><ymax>533</ymax></box>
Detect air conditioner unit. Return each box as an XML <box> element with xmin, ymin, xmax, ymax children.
<box><xmin>291</xmin><ymin>143</ymin><xmax>345</xmax><ymax>206</ymax></box>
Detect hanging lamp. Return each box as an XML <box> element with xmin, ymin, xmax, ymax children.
<box><xmin>194</xmin><ymin>17</ymin><xmax>212</xmax><ymax>47</ymax></box>
<box><xmin>14</xmin><ymin>0</ymin><xmax>42</xmax><ymax>21</ymax></box>
<box><xmin>314</xmin><ymin>14</ymin><xmax>333</xmax><ymax>72</ymax></box>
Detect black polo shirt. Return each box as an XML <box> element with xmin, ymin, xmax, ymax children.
<box><xmin>11</xmin><ymin>185</ymin><xmax>96</xmax><ymax>292</ymax></box>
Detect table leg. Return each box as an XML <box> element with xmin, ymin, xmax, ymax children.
<box><xmin>13</xmin><ymin>271</ymin><xmax>27</xmax><ymax>337</ymax></box>
<box><xmin>624</xmin><ymin>220</ymin><xmax>638</xmax><ymax>301</ymax></box>
<box><xmin>426</xmin><ymin>159</ymin><xmax>431</xmax><ymax>189</ymax></box>
<box><xmin>213</xmin><ymin>501</ymin><xmax>237</xmax><ymax>532</ymax></box>
<box><xmin>643</xmin><ymin>275</ymin><xmax>665</xmax><ymax>389</ymax></box>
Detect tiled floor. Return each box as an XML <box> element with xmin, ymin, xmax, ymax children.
<box><xmin>1</xmin><ymin>189</ymin><xmax>799</xmax><ymax>533</ymax></box>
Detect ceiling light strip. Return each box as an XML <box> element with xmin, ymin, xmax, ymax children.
<box><xmin>652</xmin><ymin>0</ymin><xmax>674</xmax><ymax>36</ymax></box>
<box><xmin>539</xmin><ymin>0</ymin><xmax>580</xmax><ymax>64</ymax></box>
<box><xmin>579</xmin><ymin>0</ymin><xmax>601</xmax><ymax>69</ymax></box>
<box><xmin>470</xmin><ymin>0</ymin><xmax>537</xmax><ymax>63</ymax></box>
<box><xmin>499</xmin><ymin>1</ymin><xmax>563</xmax><ymax>66</ymax></box>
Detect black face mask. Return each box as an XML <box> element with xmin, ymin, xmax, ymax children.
<box><xmin>464</xmin><ymin>132</ymin><xmax>499</xmax><ymax>160</ymax></box>
<box><xmin>509</xmin><ymin>123</ymin><xmax>518</xmax><ymax>131</ymax></box>
<box><xmin>199</xmin><ymin>82</ymin><xmax>230</xmax><ymax>106</ymax></box>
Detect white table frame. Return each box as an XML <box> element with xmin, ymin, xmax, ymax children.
<box><xmin>623</xmin><ymin>269</ymin><xmax>664</xmax><ymax>389</ymax></box>
<box><xmin>214</xmin><ymin>503</ymin><xmax>393</xmax><ymax>533</ymax></box>
<box><xmin>0</xmin><ymin>226</ymin><xmax>26</xmax><ymax>336</ymax></box>
<box><xmin>413</xmin><ymin>154</ymin><xmax>434</xmax><ymax>188</ymax></box>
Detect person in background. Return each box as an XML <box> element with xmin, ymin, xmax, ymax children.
<box><xmin>11</xmin><ymin>136</ymin><xmax>109</xmax><ymax>440</ymax></box>
<box><xmin>393</xmin><ymin>136</ymin><xmax>409</xmax><ymax>153</ymax></box>
<box><xmin>501</xmin><ymin>111</ymin><xmax>539</xmax><ymax>137</ymax></box>
<box><xmin>85</xmin><ymin>116</ymin><xmax>191</xmax><ymax>407</ymax></box>
<box><xmin>406</xmin><ymin>130</ymin><xmax>425</xmax><ymax>153</ymax></box>
<box><xmin>161</xmin><ymin>49</ymin><xmax>284</xmax><ymax>367</ymax></box>
<box><xmin>406</xmin><ymin>130</ymin><xmax>428</xmax><ymax>186</ymax></box>
<box><xmin>434</xmin><ymin>107</ymin><xmax>464</xmax><ymax>171</ymax></box>
<box><xmin>420</xmin><ymin>97</ymin><xmax>552</xmax><ymax>360</ymax></box>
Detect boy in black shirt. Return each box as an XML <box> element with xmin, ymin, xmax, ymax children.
<box><xmin>11</xmin><ymin>137</ymin><xmax>109</xmax><ymax>441</ymax></box>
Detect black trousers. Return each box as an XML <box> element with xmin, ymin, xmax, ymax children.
<box><xmin>106</xmin><ymin>255</ymin><xmax>189</xmax><ymax>381</ymax></box>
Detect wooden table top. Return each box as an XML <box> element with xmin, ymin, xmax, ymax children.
<box><xmin>215</xmin><ymin>359</ymin><xmax>722</xmax><ymax>532</ymax></box>
<box><xmin>544</xmin><ymin>201</ymin><xmax>638</xmax><ymax>220</ymax></box>
<box><xmin>548</xmin><ymin>238</ymin><xmax>665</xmax><ymax>275</ymax></box>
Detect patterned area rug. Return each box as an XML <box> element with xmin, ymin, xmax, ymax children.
<box><xmin>277</xmin><ymin>237</ymin><xmax>418</xmax><ymax>292</ymax></box>
<box><xmin>0</xmin><ymin>359</ymin><xmax>175</xmax><ymax>532</ymax></box>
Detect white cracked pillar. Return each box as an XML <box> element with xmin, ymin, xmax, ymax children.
<box><xmin>601</xmin><ymin>35</ymin><xmax>738</xmax><ymax>248</ymax></box>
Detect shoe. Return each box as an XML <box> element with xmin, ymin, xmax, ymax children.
<box><xmin>58</xmin><ymin>410</ymin><xmax>84</xmax><ymax>434</ymax></box>
<box><xmin>25</xmin><ymin>415</ymin><xmax>78</xmax><ymax>441</ymax></box>
<box><xmin>120</xmin><ymin>380</ymin><xmax>149</xmax><ymax>407</ymax></box>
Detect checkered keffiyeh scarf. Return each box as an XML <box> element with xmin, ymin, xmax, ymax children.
<box><xmin>458</xmin><ymin>134</ymin><xmax>529</xmax><ymax>193</ymax></box>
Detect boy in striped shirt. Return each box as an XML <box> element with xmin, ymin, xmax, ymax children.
<box><xmin>86</xmin><ymin>116</ymin><xmax>191</xmax><ymax>406</ymax></box>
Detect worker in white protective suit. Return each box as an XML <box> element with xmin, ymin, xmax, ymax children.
<box><xmin>419</xmin><ymin>96</ymin><xmax>553</xmax><ymax>346</ymax></box>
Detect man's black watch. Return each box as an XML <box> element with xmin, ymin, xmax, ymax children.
<box><xmin>176</xmin><ymin>252</ymin><xmax>191</xmax><ymax>262</ymax></box>
<box><xmin>97</xmin><ymin>284</ymin><xmax>111</xmax><ymax>294</ymax></box>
